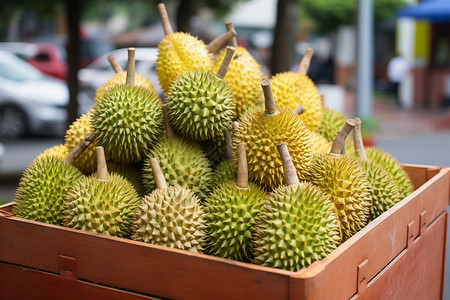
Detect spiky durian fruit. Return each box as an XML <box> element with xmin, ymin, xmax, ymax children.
<box><xmin>94</xmin><ymin>71</ymin><xmax>157</xmax><ymax>104</ymax></box>
<box><xmin>253</xmin><ymin>143</ymin><xmax>340</xmax><ymax>271</ymax></box>
<box><xmin>310</xmin><ymin>131</ymin><xmax>332</xmax><ymax>154</ymax></box>
<box><xmin>213</xmin><ymin>160</ymin><xmax>237</xmax><ymax>186</ymax></box>
<box><xmin>65</xmin><ymin>112</ymin><xmax>97</xmax><ymax>174</ymax></box>
<box><xmin>365</xmin><ymin>147</ymin><xmax>414</xmax><ymax>199</ymax></box>
<box><xmin>103</xmin><ymin>162</ymin><xmax>145</xmax><ymax>197</ymax></box>
<box><xmin>64</xmin><ymin>147</ymin><xmax>141</xmax><ymax>237</ymax></box>
<box><xmin>132</xmin><ymin>158</ymin><xmax>207</xmax><ymax>253</ymax></box>
<box><xmin>205</xmin><ymin>144</ymin><xmax>266</xmax><ymax>261</ymax></box>
<box><xmin>318</xmin><ymin>108</ymin><xmax>347</xmax><ymax>143</ymax></box>
<box><xmin>233</xmin><ymin>80</ymin><xmax>313</xmax><ymax>189</ymax></box>
<box><xmin>352</xmin><ymin>118</ymin><xmax>402</xmax><ymax>221</ymax></box>
<box><xmin>142</xmin><ymin>137</ymin><xmax>213</xmax><ymax>199</ymax></box>
<box><xmin>36</xmin><ymin>144</ymin><xmax>68</xmax><ymax>160</ymax></box>
<box><xmin>270</xmin><ymin>49</ymin><xmax>322</xmax><ymax>131</ymax></box>
<box><xmin>199</xmin><ymin>135</ymin><xmax>227</xmax><ymax>169</ymax></box>
<box><xmin>13</xmin><ymin>156</ymin><xmax>84</xmax><ymax>225</ymax></box>
<box><xmin>168</xmin><ymin>47</ymin><xmax>236</xmax><ymax>141</ymax></box>
<box><xmin>91</xmin><ymin>84</ymin><xmax>163</xmax><ymax>163</ymax></box>
<box><xmin>305</xmin><ymin>120</ymin><xmax>371</xmax><ymax>240</ymax></box>
<box><xmin>212</xmin><ymin>46</ymin><xmax>263</xmax><ymax>119</ymax></box>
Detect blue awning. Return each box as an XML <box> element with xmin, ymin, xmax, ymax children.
<box><xmin>398</xmin><ymin>0</ymin><xmax>450</xmax><ymax>23</ymax></box>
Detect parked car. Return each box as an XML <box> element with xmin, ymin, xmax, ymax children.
<box><xmin>0</xmin><ymin>50</ymin><xmax>70</xmax><ymax>139</ymax></box>
<box><xmin>0</xmin><ymin>42</ymin><xmax>67</xmax><ymax>80</ymax></box>
<box><xmin>78</xmin><ymin>47</ymin><xmax>162</xmax><ymax>101</ymax></box>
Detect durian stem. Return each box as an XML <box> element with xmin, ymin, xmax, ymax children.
<box><xmin>126</xmin><ymin>48</ymin><xmax>136</xmax><ymax>86</ymax></box>
<box><xmin>293</xmin><ymin>105</ymin><xmax>304</xmax><ymax>115</ymax></box>
<box><xmin>206</xmin><ymin>29</ymin><xmax>236</xmax><ymax>54</ymax></box>
<box><xmin>236</xmin><ymin>144</ymin><xmax>249</xmax><ymax>189</ymax></box>
<box><xmin>225</xmin><ymin>22</ymin><xmax>238</xmax><ymax>48</ymax></box>
<box><xmin>157</xmin><ymin>3</ymin><xmax>173</xmax><ymax>36</ymax></box>
<box><xmin>95</xmin><ymin>146</ymin><xmax>109</xmax><ymax>181</ymax></box>
<box><xmin>224</xmin><ymin>129</ymin><xmax>233</xmax><ymax>161</ymax></box>
<box><xmin>64</xmin><ymin>131</ymin><xmax>96</xmax><ymax>165</ymax></box>
<box><xmin>162</xmin><ymin>104</ymin><xmax>175</xmax><ymax>139</ymax></box>
<box><xmin>216</xmin><ymin>46</ymin><xmax>236</xmax><ymax>79</ymax></box>
<box><xmin>150</xmin><ymin>158</ymin><xmax>167</xmax><ymax>190</ymax></box>
<box><xmin>298</xmin><ymin>48</ymin><xmax>314</xmax><ymax>76</ymax></box>
<box><xmin>330</xmin><ymin>119</ymin><xmax>356</xmax><ymax>155</ymax></box>
<box><xmin>107</xmin><ymin>54</ymin><xmax>123</xmax><ymax>74</ymax></box>
<box><xmin>276</xmin><ymin>143</ymin><xmax>300</xmax><ymax>186</ymax></box>
<box><xmin>320</xmin><ymin>94</ymin><xmax>327</xmax><ymax>108</ymax></box>
<box><xmin>353</xmin><ymin>118</ymin><xmax>367</xmax><ymax>160</ymax></box>
<box><xmin>261</xmin><ymin>79</ymin><xmax>277</xmax><ymax>116</ymax></box>
<box><xmin>232</xmin><ymin>121</ymin><xmax>240</xmax><ymax>132</ymax></box>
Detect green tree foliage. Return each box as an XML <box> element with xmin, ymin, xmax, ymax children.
<box><xmin>302</xmin><ymin>0</ymin><xmax>408</xmax><ymax>33</ymax></box>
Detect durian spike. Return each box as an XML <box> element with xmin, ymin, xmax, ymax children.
<box><xmin>126</xmin><ymin>48</ymin><xmax>136</xmax><ymax>86</ymax></box>
<box><xmin>320</xmin><ymin>94</ymin><xmax>327</xmax><ymax>108</ymax></box>
<box><xmin>216</xmin><ymin>46</ymin><xmax>236</xmax><ymax>79</ymax></box>
<box><xmin>276</xmin><ymin>143</ymin><xmax>300</xmax><ymax>186</ymax></box>
<box><xmin>224</xmin><ymin>129</ymin><xmax>233</xmax><ymax>161</ymax></box>
<box><xmin>162</xmin><ymin>104</ymin><xmax>175</xmax><ymax>139</ymax></box>
<box><xmin>236</xmin><ymin>144</ymin><xmax>249</xmax><ymax>190</ymax></box>
<box><xmin>206</xmin><ymin>29</ymin><xmax>237</xmax><ymax>54</ymax></box>
<box><xmin>225</xmin><ymin>21</ymin><xmax>238</xmax><ymax>48</ymax></box>
<box><xmin>353</xmin><ymin>118</ymin><xmax>367</xmax><ymax>160</ymax></box>
<box><xmin>63</xmin><ymin>131</ymin><xmax>96</xmax><ymax>165</ymax></box>
<box><xmin>150</xmin><ymin>158</ymin><xmax>168</xmax><ymax>190</ymax></box>
<box><xmin>261</xmin><ymin>79</ymin><xmax>277</xmax><ymax>116</ymax></box>
<box><xmin>232</xmin><ymin>121</ymin><xmax>239</xmax><ymax>133</ymax></box>
<box><xmin>330</xmin><ymin>119</ymin><xmax>356</xmax><ymax>155</ymax></box>
<box><xmin>107</xmin><ymin>54</ymin><xmax>123</xmax><ymax>74</ymax></box>
<box><xmin>95</xmin><ymin>146</ymin><xmax>109</xmax><ymax>182</ymax></box>
<box><xmin>298</xmin><ymin>48</ymin><xmax>314</xmax><ymax>76</ymax></box>
<box><xmin>293</xmin><ymin>105</ymin><xmax>304</xmax><ymax>115</ymax></box>
<box><xmin>157</xmin><ymin>3</ymin><xmax>173</xmax><ymax>36</ymax></box>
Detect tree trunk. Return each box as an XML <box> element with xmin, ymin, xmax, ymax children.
<box><xmin>176</xmin><ymin>0</ymin><xmax>196</xmax><ymax>33</ymax></box>
<box><xmin>66</xmin><ymin>0</ymin><xmax>81</xmax><ymax>130</ymax></box>
<box><xmin>271</xmin><ymin>0</ymin><xmax>298</xmax><ymax>75</ymax></box>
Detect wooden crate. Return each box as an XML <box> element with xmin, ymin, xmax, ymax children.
<box><xmin>0</xmin><ymin>164</ymin><xmax>449</xmax><ymax>300</ymax></box>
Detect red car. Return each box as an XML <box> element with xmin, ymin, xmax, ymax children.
<box><xmin>25</xmin><ymin>43</ymin><xmax>68</xmax><ymax>80</ymax></box>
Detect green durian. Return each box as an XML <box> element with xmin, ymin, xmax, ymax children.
<box><xmin>213</xmin><ymin>160</ymin><xmax>237</xmax><ymax>186</ymax></box>
<box><xmin>13</xmin><ymin>156</ymin><xmax>84</xmax><ymax>225</ymax></box>
<box><xmin>64</xmin><ymin>147</ymin><xmax>141</xmax><ymax>238</ymax></box>
<box><xmin>36</xmin><ymin>144</ymin><xmax>68</xmax><ymax>160</ymax></box>
<box><xmin>205</xmin><ymin>144</ymin><xmax>266</xmax><ymax>261</ymax></box>
<box><xmin>233</xmin><ymin>80</ymin><xmax>313</xmax><ymax>190</ymax></box>
<box><xmin>270</xmin><ymin>49</ymin><xmax>322</xmax><ymax>131</ymax></box>
<box><xmin>318</xmin><ymin>108</ymin><xmax>347</xmax><ymax>143</ymax></box>
<box><xmin>305</xmin><ymin>120</ymin><xmax>371</xmax><ymax>241</ymax></box>
<box><xmin>365</xmin><ymin>147</ymin><xmax>414</xmax><ymax>199</ymax></box>
<box><xmin>253</xmin><ymin>143</ymin><xmax>341</xmax><ymax>271</ymax></box>
<box><xmin>168</xmin><ymin>47</ymin><xmax>236</xmax><ymax>141</ymax></box>
<box><xmin>132</xmin><ymin>158</ymin><xmax>207</xmax><ymax>253</ymax></box>
<box><xmin>102</xmin><ymin>161</ymin><xmax>145</xmax><ymax>197</ymax></box>
<box><xmin>65</xmin><ymin>111</ymin><xmax>97</xmax><ymax>174</ymax></box>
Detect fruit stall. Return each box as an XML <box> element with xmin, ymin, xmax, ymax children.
<box><xmin>0</xmin><ymin>3</ymin><xmax>449</xmax><ymax>300</ymax></box>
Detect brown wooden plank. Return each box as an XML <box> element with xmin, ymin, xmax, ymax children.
<box><xmin>289</xmin><ymin>167</ymin><xmax>450</xmax><ymax>299</ymax></box>
<box><xmin>0</xmin><ymin>262</ymin><xmax>159</xmax><ymax>300</ymax></box>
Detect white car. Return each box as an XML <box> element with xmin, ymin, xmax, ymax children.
<box><xmin>78</xmin><ymin>47</ymin><xmax>162</xmax><ymax>102</ymax></box>
<box><xmin>0</xmin><ymin>51</ymin><xmax>70</xmax><ymax>139</ymax></box>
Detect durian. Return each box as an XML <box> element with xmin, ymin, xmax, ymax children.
<box><xmin>319</xmin><ymin>107</ymin><xmax>347</xmax><ymax>143</ymax></box>
<box><xmin>142</xmin><ymin>104</ymin><xmax>213</xmax><ymax>199</ymax></box>
<box><xmin>212</xmin><ymin>22</ymin><xmax>264</xmax><ymax>119</ymax></box>
<box><xmin>253</xmin><ymin>143</ymin><xmax>341</xmax><ymax>271</ymax></box>
<box><xmin>205</xmin><ymin>144</ymin><xmax>266</xmax><ymax>261</ymax></box>
<box><xmin>155</xmin><ymin>3</ymin><xmax>235</xmax><ymax>95</ymax></box>
<box><xmin>94</xmin><ymin>54</ymin><xmax>157</xmax><ymax>104</ymax></box>
<box><xmin>353</xmin><ymin>118</ymin><xmax>402</xmax><ymax>221</ymax></box>
<box><xmin>212</xmin><ymin>128</ymin><xmax>237</xmax><ymax>186</ymax></box>
<box><xmin>65</xmin><ymin>111</ymin><xmax>97</xmax><ymax>174</ymax></box>
<box><xmin>36</xmin><ymin>144</ymin><xmax>68</xmax><ymax>160</ymax></box>
<box><xmin>168</xmin><ymin>46</ymin><xmax>236</xmax><ymax>141</ymax></box>
<box><xmin>103</xmin><ymin>161</ymin><xmax>145</xmax><ymax>197</ymax></box>
<box><xmin>270</xmin><ymin>48</ymin><xmax>322</xmax><ymax>131</ymax></box>
<box><xmin>12</xmin><ymin>135</ymin><xmax>93</xmax><ymax>225</ymax></box>
<box><xmin>132</xmin><ymin>158</ymin><xmax>207</xmax><ymax>253</ymax></box>
<box><xmin>305</xmin><ymin>120</ymin><xmax>371</xmax><ymax>241</ymax></box>
<box><xmin>233</xmin><ymin>80</ymin><xmax>313</xmax><ymax>189</ymax></box>
<box><xmin>90</xmin><ymin>48</ymin><xmax>164</xmax><ymax>163</ymax></box>
<box><xmin>64</xmin><ymin>146</ymin><xmax>141</xmax><ymax>237</ymax></box>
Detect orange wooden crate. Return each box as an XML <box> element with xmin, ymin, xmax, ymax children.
<box><xmin>0</xmin><ymin>164</ymin><xmax>449</xmax><ymax>300</ymax></box>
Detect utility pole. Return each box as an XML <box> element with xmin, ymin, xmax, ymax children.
<box><xmin>355</xmin><ymin>0</ymin><xmax>374</xmax><ymax>118</ymax></box>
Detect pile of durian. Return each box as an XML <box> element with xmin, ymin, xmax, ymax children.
<box><xmin>12</xmin><ymin>4</ymin><xmax>414</xmax><ymax>272</ymax></box>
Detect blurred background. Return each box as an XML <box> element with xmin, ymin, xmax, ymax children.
<box><xmin>0</xmin><ymin>0</ymin><xmax>450</xmax><ymax>296</ymax></box>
